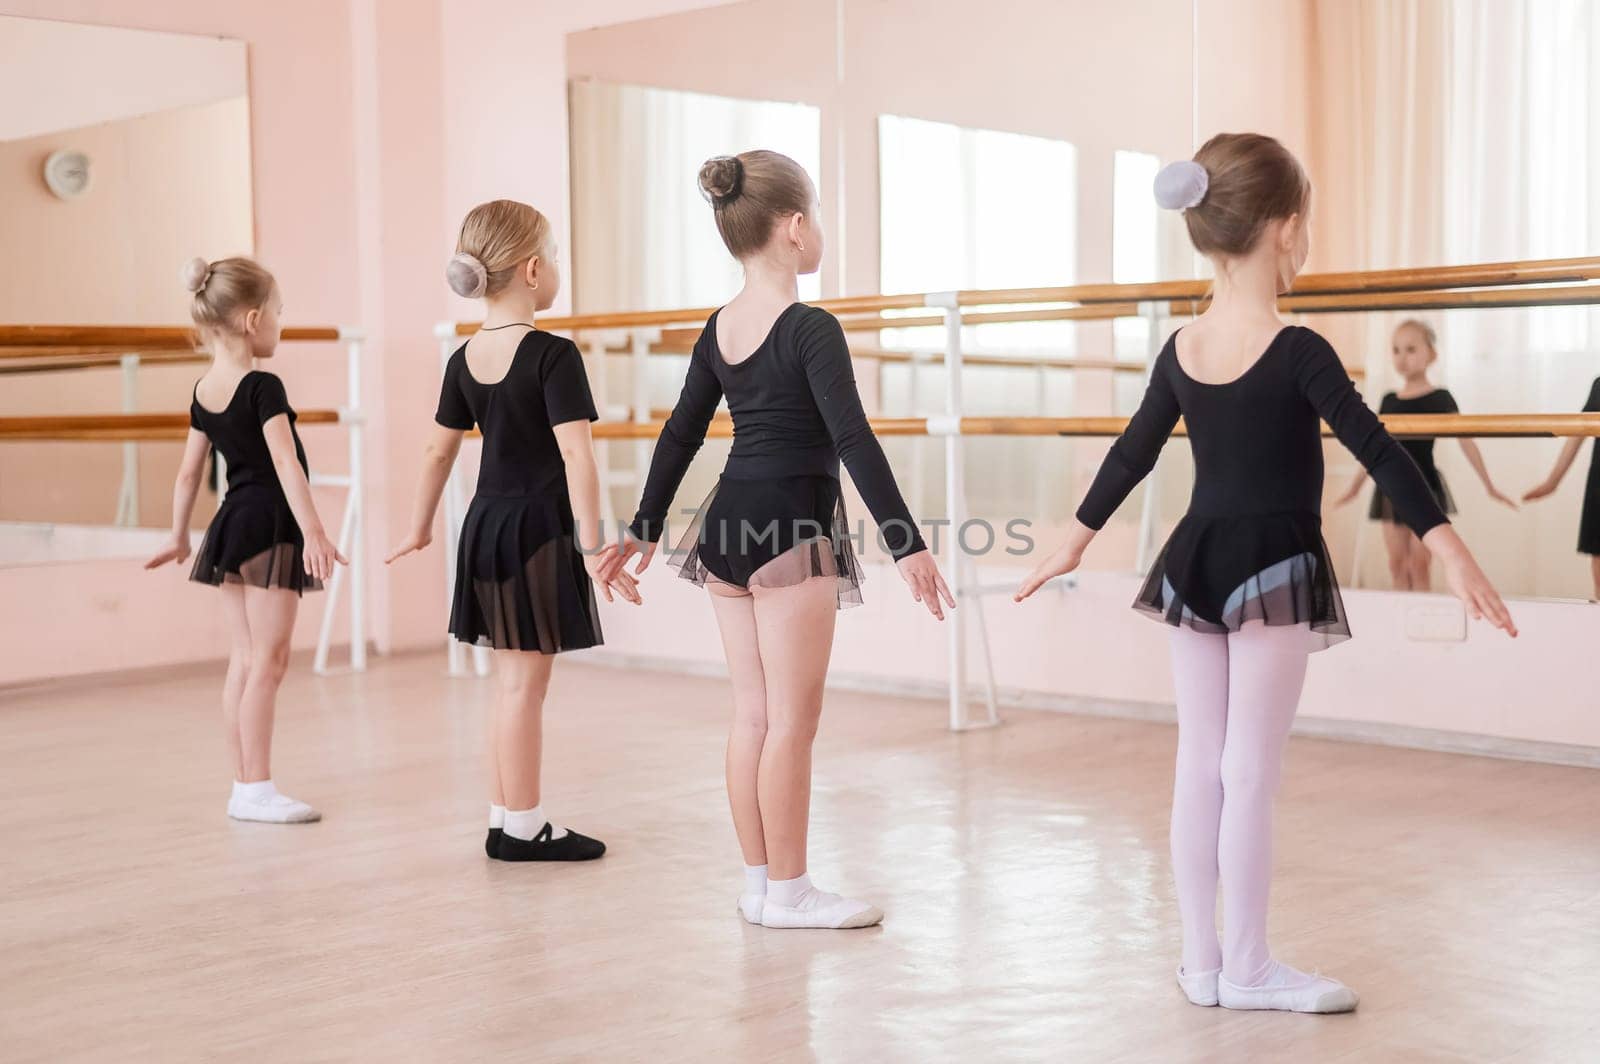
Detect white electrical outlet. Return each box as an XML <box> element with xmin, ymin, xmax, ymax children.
<box><xmin>1404</xmin><ymin>601</ymin><xmax>1468</xmax><ymax>642</ymax></box>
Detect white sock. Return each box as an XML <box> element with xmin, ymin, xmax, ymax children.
<box><xmin>503</xmin><ymin>805</ymin><xmax>568</xmax><ymax>842</ymax></box>
<box><xmin>767</xmin><ymin>872</ymin><xmax>812</xmax><ymax>907</ymax></box>
<box><xmin>489</xmin><ymin>804</ymin><xmax>506</xmax><ymax>830</ymax></box>
<box><xmin>232</xmin><ymin>779</ymin><xmax>278</xmax><ymax>803</ymax></box>
<box><xmin>744</xmin><ymin>864</ymin><xmax>768</xmax><ymax>896</ymax></box>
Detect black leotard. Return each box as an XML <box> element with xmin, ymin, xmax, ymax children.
<box><xmin>187</xmin><ymin>370</ymin><xmax>320</xmax><ymax>594</ymax></box>
<box><xmin>1077</xmin><ymin>326</ymin><xmax>1449</xmax><ymax>648</ymax></box>
<box><xmin>629</xmin><ymin>303</ymin><xmax>924</xmax><ymax>606</ymax></box>
<box><xmin>1580</xmin><ymin>377</ymin><xmax>1600</xmax><ymax>556</ymax></box>
<box><xmin>435</xmin><ymin>329</ymin><xmax>603</xmax><ymax>652</ymax></box>
<box><xmin>1368</xmin><ymin>388</ymin><xmax>1459</xmax><ymax>521</ymax></box>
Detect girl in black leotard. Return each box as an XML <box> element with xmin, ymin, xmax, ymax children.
<box><xmin>388</xmin><ymin>201</ymin><xmax>640</xmax><ymax>863</ymax></box>
<box><xmin>147</xmin><ymin>257</ymin><xmax>346</xmax><ymax>825</ymax></box>
<box><xmin>613</xmin><ymin>151</ymin><xmax>952</xmax><ymax>930</ymax></box>
<box><xmin>1333</xmin><ymin>319</ymin><xmax>1515</xmax><ymax>590</ymax></box>
<box><xmin>1017</xmin><ymin>134</ymin><xmax>1515</xmax><ymax>1015</ymax></box>
<box><xmin>1524</xmin><ymin>375</ymin><xmax>1600</xmax><ymax>599</ymax></box>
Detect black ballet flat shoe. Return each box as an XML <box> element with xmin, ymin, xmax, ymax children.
<box><xmin>486</xmin><ymin>827</ymin><xmax>503</xmax><ymax>859</ymax></box>
<box><xmin>496</xmin><ymin>822</ymin><xmax>606</xmax><ymax>862</ymax></box>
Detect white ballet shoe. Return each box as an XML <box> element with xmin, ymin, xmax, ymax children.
<box><xmin>1177</xmin><ymin>965</ymin><xmax>1221</xmax><ymax>1006</ymax></box>
<box><xmin>227</xmin><ymin>792</ymin><xmax>321</xmax><ymax>824</ymax></box>
<box><xmin>760</xmin><ymin>889</ymin><xmax>883</xmax><ymax>930</ymax></box>
<box><xmin>1218</xmin><ymin>962</ymin><xmax>1359</xmax><ymax>1014</ymax></box>
<box><xmin>737</xmin><ymin>892</ymin><xmax>765</xmax><ymax>925</ymax></box>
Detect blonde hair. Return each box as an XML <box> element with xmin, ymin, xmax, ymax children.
<box><xmin>182</xmin><ymin>256</ymin><xmax>276</xmax><ymax>332</ymax></box>
<box><xmin>447</xmin><ymin>200</ymin><xmax>552</xmax><ymax>298</ymax></box>
<box><xmin>1394</xmin><ymin>318</ymin><xmax>1438</xmax><ymax>354</ymax></box>
<box><xmin>1172</xmin><ymin>133</ymin><xmax>1310</xmax><ymax>257</ymax></box>
<box><xmin>698</xmin><ymin>150</ymin><xmax>813</xmax><ymax>259</ymax></box>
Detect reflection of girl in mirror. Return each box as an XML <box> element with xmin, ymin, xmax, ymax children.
<box><xmin>146</xmin><ymin>257</ymin><xmax>345</xmax><ymax>824</ymax></box>
<box><xmin>388</xmin><ymin>200</ymin><xmax>640</xmax><ymax>863</ymax></box>
<box><xmin>1523</xmin><ymin>376</ymin><xmax>1600</xmax><ymax>599</ymax></box>
<box><xmin>612</xmin><ymin>150</ymin><xmax>953</xmax><ymax>929</ymax></box>
<box><xmin>1333</xmin><ymin>319</ymin><xmax>1516</xmax><ymax>591</ymax></box>
<box><xmin>1017</xmin><ymin>134</ymin><xmax>1516</xmax><ymax>1014</ymax></box>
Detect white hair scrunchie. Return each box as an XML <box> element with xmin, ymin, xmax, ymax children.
<box><xmin>446</xmin><ymin>252</ymin><xmax>489</xmax><ymax>299</ymax></box>
<box><xmin>1153</xmin><ymin>160</ymin><xmax>1210</xmax><ymax>211</ymax></box>
<box><xmin>181</xmin><ymin>256</ymin><xmax>212</xmax><ymax>294</ymax></box>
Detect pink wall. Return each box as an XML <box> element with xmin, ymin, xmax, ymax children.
<box><xmin>2</xmin><ymin>1</ymin><xmax>1594</xmax><ymax>759</ymax></box>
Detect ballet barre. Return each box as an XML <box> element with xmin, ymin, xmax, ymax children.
<box><xmin>434</xmin><ymin>254</ymin><xmax>1600</xmax><ymax>727</ymax></box>
<box><xmin>0</xmin><ymin>324</ymin><xmax>369</xmax><ymax>676</ymax></box>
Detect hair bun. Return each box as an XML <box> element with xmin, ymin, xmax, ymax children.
<box><xmin>446</xmin><ymin>252</ymin><xmax>488</xmax><ymax>298</ymax></box>
<box><xmin>181</xmin><ymin>257</ymin><xmax>212</xmax><ymax>294</ymax></box>
<box><xmin>1154</xmin><ymin>160</ymin><xmax>1210</xmax><ymax>211</ymax></box>
<box><xmin>698</xmin><ymin>155</ymin><xmax>744</xmax><ymax>206</ymax></box>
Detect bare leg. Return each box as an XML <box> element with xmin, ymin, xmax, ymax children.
<box><xmin>238</xmin><ymin>586</ymin><xmax>299</xmax><ymax>783</ymax></box>
<box><xmin>492</xmin><ymin>649</ymin><xmax>554</xmax><ymax>811</ymax></box>
<box><xmin>750</xmin><ymin>577</ymin><xmax>838</xmax><ymax>881</ymax></box>
<box><xmin>1380</xmin><ymin>522</ymin><xmax>1414</xmax><ymax>590</ymax></box>
<box><xmin>1590</xmin><ymin>555</ymin><xmax>1600</xmax><ymax>601</ymax></box>
<box><xmin>219</xmin><ymin>585</ymin><xmax>251</xmax><ymax>782</ymax></box>
<box><xmin>708</xmin><ymin>582</ymin><xmax>768</xmax><ymax>867</ymax></box>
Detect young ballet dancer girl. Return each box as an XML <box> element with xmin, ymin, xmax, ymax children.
<box><xmin>1333</xmin><ymin>319</ymin><xmax>1515</xmax><ymax>590</ymax></box>
<box><xmin>609</xmin><ymin>151</ymin><xmax>953</xmax><ymax>929</ymax></box>
<box><xmin>1523</xmin><ymin>375</ymin><xmax>1600</xmax><ymax>599</ymax></box>
<box><xmin>386</xmin><ymin>200</ymin><xmax>639</xmax><ymax>862</ymax></box>
<box><xmin>147</xmin><ymin>256</ymin><xmax>344</xmax><ymax>824</ymax></box>
<box><xmin>1015</xmin><ymin>134</ymin><xmax>1516</xmax><ymax>1013</ymax></box>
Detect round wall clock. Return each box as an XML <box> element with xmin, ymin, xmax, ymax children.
<box><xmin>42</xmin><ymin>149</ymin><xmax>92</xmax><ymax>199</ymax></box>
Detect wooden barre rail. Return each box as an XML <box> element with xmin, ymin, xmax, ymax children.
<box><xmin>438</xmin><ymin>255</ymin><xmax>1600</xmax><ymax>334</ymax></box>
<box><xmin>7</xmin><ymin>411</ymin><xmax>1596</xmax><ymax>443</ymax></box>
<box><xmin>0</xmin><ymin>410</ymin><xmax>341</xmax><ymax>441</ymax></box>
<box><xmin>0</xmin><ymin>325</ymin><xmax>344</xmax><ymax>355</ymax></box>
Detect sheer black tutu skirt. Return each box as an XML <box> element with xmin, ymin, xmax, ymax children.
<box><xmin>667</xmin><ymin>474</ymin><xmax>865</xmax><ymax>609</ymax></box>
<box><xmin>1369</xmin><ymin>469</ymin><xmax>1455</xmax><ymax>522</ymax></box>
<box><xmin>1579</xmin><ymin>450</ymin><xmax>1600</xmax><ymax>555</ymax></box>
<box><xmin>450</xmin><ymin>493</ymin><xmax>603</xmax><ymax>652</ymax></box>
<box><xmin>1132</xmin><ymin>511</ymin><xmax>1350</xmax><ymax>651</ymax></box>
<box><xmin>189</xmin><ymin>487</ymin><xmax>321</xmax><ymax>595</ymax></box>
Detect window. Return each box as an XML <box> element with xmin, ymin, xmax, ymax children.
<box><xmin>1112</xmin><ymin>149</ymin><xmax>1161</xmax><ymax>358</ymax></box>
<box><xmin>877</xmin><ymin>114</ymin><xmax>1077</xmax><ymax>356</ymax></box>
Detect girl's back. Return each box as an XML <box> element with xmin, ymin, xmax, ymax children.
<box><xmin>437</xmin><ymin>328</ymin><xmax>596</xmax><ymax>498</ymax></box>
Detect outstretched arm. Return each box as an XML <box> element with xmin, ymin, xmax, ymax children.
<box><xmin>796</xmin><ymin>310</ymin><xmax>950</xmax><ymax>618</ymax></box>
<box><xmin>386</xmin><ymin>423</ymin><xmax>463</xmax><ymax>563</ymax></box>
<box><xmin>145</xmin><ymin>428</ymin><xmax>210</xmax><ymax>569</ymax></box>
<box><xmin>1524</xmin><ymin>438</ymin><xmax>1584</xmax><ymax>501</ymax></box>
<box><xmin>1018</xmin><ymin>352</ymin><xmax>1180</xmax><ymax>602</ymax></box>
<box><xmin>263</xmin><ymin>415</ymin><xmax>346</xmax><ymax>582</ymax></box>
<box><xmin>620</xmin><ymin>333</ymin><xmax>724</xmax><ymax>574</ymax></box>
<box><xmin>1456</xmin><ymin>438</ymin><xmax>1516</xmax><ymax>508</ymax></box>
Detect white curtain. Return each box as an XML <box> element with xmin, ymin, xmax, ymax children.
<box><xmin>1311</xmin><ymin>0</ymin><xmax>1600</xmax><ymax>598</ymax></box>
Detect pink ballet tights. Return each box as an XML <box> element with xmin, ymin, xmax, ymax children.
<box><xmin>1167</xmin><ymin>621</ymin><xmax>1311</xmax><ymax>986</ymax></box>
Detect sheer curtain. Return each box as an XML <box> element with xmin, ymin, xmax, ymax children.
<box><xmin>1310</xmin><ymin>0</ymin><xmax>1600</xmax><ymax>597</ymax></box>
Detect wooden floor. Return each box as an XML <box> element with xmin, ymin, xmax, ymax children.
<box><xmin>3</xmin><ymin>654</ymin><xmax>1598</xmax><ymax>1063</ymax></box>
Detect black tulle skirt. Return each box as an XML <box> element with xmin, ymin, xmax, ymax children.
<box><xmin>449</xmin><ymin>493</ymin><xmax>603</xmax><ymax>653</ymax></box>
<box><xmin>1579</xmin><ymin>446</ymin><xmax>1600</xmax><ymax>555</ymax></box>
<box><xmin>668</xmin><ymin>474</ymin><xmax>865</xmax><ymax>609</ymax></box>
<box><xmin>1369</xmin><ymin>469</ymin><xmax>1456</xmax><ymax>522</ymax></box>
<box><xmin>189</xmin><ymin>487</ymin><xmax>321</xmax><ymax>595</ymax></box>
<box><xmin>1133</xmin><ymin>510</ymin><xmax>1350</xmax><ymax>651</ymax></box>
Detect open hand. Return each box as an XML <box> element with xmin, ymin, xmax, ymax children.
<box><xmin>385</xmin><ymin>529</ymin><xmax>432</xmax><ymax>565</ymax></box>
<box><xmin>303</xmin><ymin>530</ymin><xmax>348</xmax><ymax>583</ymax></box>
<box><xmin>1522</xmin><ymin>479</ymin><xmax>1558</xmax><ymax>503</ymax></box>
<box><xmin>1438</xmin><ymin>549</ymin><xmax>1517</xmax><ymax>637</ymax></box>
<box><xmin>1014</xmin><ymin>539</ymin><xmax>1082</xmax><ymax>602</ymax></box>
<box><xmin>896</xmin><ymin>550</ymin><xmax>955</xmax><ymax>620</ymax></box>
<box><xmin>1486</xmin><ymin>487</ymin><xmax>1519</xmax><ymax>510</ymax></box>
<box><xmin>145</xmin><ymin>535</ymin><xmax>192</xmax><ymax>570</ymax></box>
<box><xmin>610</xmin><ymin>533</ymin><xmax>659</xmax><ymax>577</ymax></box>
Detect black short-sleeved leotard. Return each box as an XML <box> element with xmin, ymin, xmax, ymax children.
<box><xmin>628</xmin><ymin>303</ymin><xmax>926</xmax><ymax>608</ymax></box>
<box><xmin>1368</xmin><ymin>388</ymin><xmax>1459</xmax><ymax>521</ymax></box>
<box><xmin>1579</xmin><ymin>377</ymin><xmax>1600</xmax><ymax>556</ymax></box>
<box><xmin>188</xmin><ymin>370</ymin><xmax>321</xmax><ymax>594</ymax></box>
<box><xmin>1076</xmin><ymin>326</ymin><xmax>1449</xmax><ymax>649</ymax></box>
<box><xmin>436</xmin><ymin>328</ymin><xmax>603</xmax><ymax>652</ymax></box>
